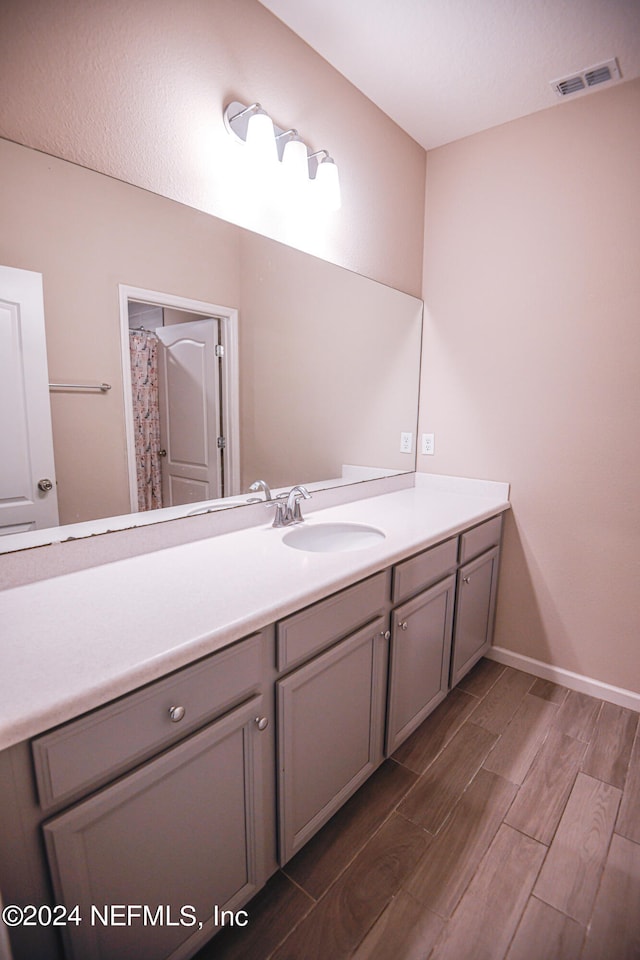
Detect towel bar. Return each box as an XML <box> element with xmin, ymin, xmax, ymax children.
<box><xmin>49</xmin><ymin>382</ymin><xmax>111</xmax><ymax>393</ymax></box>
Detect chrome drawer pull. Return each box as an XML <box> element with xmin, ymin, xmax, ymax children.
<box><xmin>255</xmin><ymin>717</ymin><xmax>269</xmax><ymax>731</ymax></box>
<box><xmin>168</xmin><ymin>705</ymin><xmax>186</xmax><ymax>723</ymax></box>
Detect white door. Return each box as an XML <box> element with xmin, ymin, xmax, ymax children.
<box><xmin>0</xmin><ymin>265</ymin><xmax>59</xmax><ymax>535</ymax></box>
<box><xmin>155</xmin><ymin>319</ymin><xmax>223</xmax><ymax>506</ymax></box>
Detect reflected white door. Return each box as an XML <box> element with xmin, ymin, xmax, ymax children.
<box><xmin>155</xmin><ymin>319</ymin><xmax>222</xmax><ymax>506</ymax></box>
<box><xmin>0</xmin><ymin>265</ymin><xmax>59</xmax><ymax>535</ymax></box>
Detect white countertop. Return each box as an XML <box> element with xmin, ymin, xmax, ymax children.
<box><xmin>0</xmin><ymin>475</ymin><xmax>509</xmax><ymax>751</ymax></box>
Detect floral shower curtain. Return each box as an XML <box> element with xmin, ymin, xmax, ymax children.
<box><xmin>129</xmin><ymin>330</ymin><xmax>162</xmax><ymax>511</ymax></box>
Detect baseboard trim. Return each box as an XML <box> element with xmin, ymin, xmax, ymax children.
<box><xmin>487</xmin><ymin>646</ymin><xmax>640</xmax><ymax>713</ymax></box>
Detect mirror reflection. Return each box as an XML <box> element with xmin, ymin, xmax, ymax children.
<box><xmin>0</xmin><ymin>137</ymin><xmax>423</xmax><ymax>551</ymax></box>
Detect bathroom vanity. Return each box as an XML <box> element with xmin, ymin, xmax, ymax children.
<box><xmin>0</xmin><ymin>475</ymin><xmax>508</xmax><ymax>960</ymax></box>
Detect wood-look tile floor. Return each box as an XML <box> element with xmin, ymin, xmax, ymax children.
<box><xmin>196</xmin><ymin>660</ymin><xmax>640</xmax><ymax>960</ymax></box>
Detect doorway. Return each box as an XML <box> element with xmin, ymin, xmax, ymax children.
<box><xmin>119</xmin><ymin>286</ymin><xmax>240</xmax><ymax>513</ymax></box>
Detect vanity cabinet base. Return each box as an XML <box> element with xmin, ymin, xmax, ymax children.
<box><xmin>43</xmin><ymin>696</ymin><xmax>267</xmax><ymax>960</ymax></box>
<box><xmin>0</xmin><ymin>512</ymin><xmax>505</xmax><ymax>960</ymax></box>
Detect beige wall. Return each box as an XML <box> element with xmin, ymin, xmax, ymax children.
<box><xmin>418</xmin><ymin>78</ymin><xmax>640</xmax><ymax>693</ymax></box>
<box><xmin>0</xmin><ymin>0</ymin><xmax>425</xmax><ymax>296</ymax></box>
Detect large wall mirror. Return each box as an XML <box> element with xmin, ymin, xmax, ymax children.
<box><xmin>0</xmin><ymin>137</ymin><xmax>423</xmax><ymax>553</ymax></box>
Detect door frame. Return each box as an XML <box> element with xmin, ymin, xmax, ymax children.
<box><xmin>118</xmin><ymin>285</ymin><xmax>240</xmax><ymax>510</ymax></box>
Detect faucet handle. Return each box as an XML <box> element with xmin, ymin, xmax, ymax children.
<box><xmin>266</xmin><ymin>500</ymin><xmax>288</xmax><ymax>527</ymax></box>
<box><xmin>287</xmin><ymin>485</ymin><xmax>312</xmax><ymax>522</ymax></box>
<box><xmin>291</xmin><ymin>500</ymin><xmax>305</xmax><ymax>522</ymax></box>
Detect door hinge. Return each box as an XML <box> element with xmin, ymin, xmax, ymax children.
<box><xmin>215</xmin><ymin>344</ymin><xmax>225</xmax><ymax>358</ymax></box>
<box><xmin>217</xmin><ymin>436</ymin><xmax>226</xmax><ymax>449</ymax></box>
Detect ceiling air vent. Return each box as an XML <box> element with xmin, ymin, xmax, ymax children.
<box><xmin>556</xmin><ymin>76</ymin><xmax>585</xmax><ymax>96</ymax></box>
<box><xmin>585</xmin><ymin>64</ymin><xmax>615</xmax><ymax>87</ymax></box>
<box><xmin>550</xmin><ymin>58</ymin><xmax>621</xmax><ymax>98</ymax></box>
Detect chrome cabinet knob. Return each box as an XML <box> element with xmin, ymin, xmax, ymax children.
<box><xmin>159</xmin><ymin>449</ymin><xmax>167</xmax><ymax>457</ymax></box>
<box><xmin>400</xmin><ymin>620</ymin><xmax>409</xmax><ymax>631</ymax></box>
<box><xmin>38</xmin><ymin>478</ymin><xmax>53</xmax><ymax>492</ymax></box>
<box><xmin>463</xmin><ymin>576</ymin><xmax>471</xmax><ymax>584</ymax></box>
<box><xmin>168</xmin><ymin>705</ymin><xmax>186</xmax><ymax>723</ymax></box>
<box><xmin>255</xmin><ymin>716</ymin><xmax>269</xmax><ymax>731</ymax></box>
<box><xmin>380</xmin><ymin>630</ymin><xmax>391</xmax><ymax>641</ymax></box>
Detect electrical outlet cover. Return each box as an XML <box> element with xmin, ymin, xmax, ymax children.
<box><xmin>400</xmin><ymin>432</ymin><xmax>413</xmax><ymax>453</ymax></box>
<box><xmin>422</xmin><ymin>433</ymin><xmax>435</xmax><ymax>455</ymax></box>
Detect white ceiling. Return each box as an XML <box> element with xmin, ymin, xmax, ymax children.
<box><xmin>258</xmin><ymin>0</ymin><xmax>640</xmax><ymax>150</ymax></box>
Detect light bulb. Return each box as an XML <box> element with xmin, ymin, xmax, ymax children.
<box><xmin>315</xmin><ymin>158</ymin><xmax>341</xmax><ymax>211</ymax></box>
<box><xmin>245</xmin><ymin>110</ymin><xmax>277</xmax><ymax>165</ymax></box>
<box><xmin>282</xmin><ymin>136</ymin><xmax>309</xmax><ymax>185</ymax></box>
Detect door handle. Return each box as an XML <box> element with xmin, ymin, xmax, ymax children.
<box><xmin>37</xmin><ymin>478</ymin><xmax>54</xmax><ymax>492</ymax></box>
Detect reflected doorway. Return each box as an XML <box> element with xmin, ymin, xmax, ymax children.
<box><xmin>119</xmin><ymin>286</ymin><xmax>240</xmax><ymax>514</ymax></box>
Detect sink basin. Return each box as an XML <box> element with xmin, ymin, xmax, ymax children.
<box><xmin>282</xmin><ymin>521</ymin><xmax>385</xmax><ymax>553</ymax></box>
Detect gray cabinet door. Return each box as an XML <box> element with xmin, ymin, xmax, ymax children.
<box><xmin>277</xmin><ymin>616</ymin><xmax>387</xmax><ymax>864</ymax></box>
<box><xmin>43</xmin><ymin>696</ymin><xmax>267</xmax><ymax>960</ymax></box>
<box><xmin>450</xmin><ymin>546</ymin><xmax>500</xmax><ymax>687</ymax></box>
<box><xmin>386</xmin><ymin>574</ymin><xmax>456</xmax><ymax>754</ymax></box>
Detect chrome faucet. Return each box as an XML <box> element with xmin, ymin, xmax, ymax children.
<box><xmin>248</xmin><ymin>479</ymin><xmax>272</xmax><ymax>501</ymax></box>
<box><xmin>268</xmin><ymin>485</ymin><xmax>312</xmax><ymax>527</ymax></box>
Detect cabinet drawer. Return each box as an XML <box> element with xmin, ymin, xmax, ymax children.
<box><xmin>276</xmin><ymin>571</ymin><xmax>389</xmax><ymax>671</ymax></box>
<box><xmin>459</xmin><ymin>515</ymin><xmax>503</xmax><ymax>564</ymax></box>
<box><xmin>392</xmin><ymin>537</ymin><xmax>457</xmax><ymax>604</ymax></box>
<box><xmin>32</xmin><ymin>634</ymin><xmax>263</xmax><ymax>811</ymax></box>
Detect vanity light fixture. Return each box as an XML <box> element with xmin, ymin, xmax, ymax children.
<box><xmin>223</xmin><ymin>100</ymin><xmax>341</xmax><ymax>209</ymax></box>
